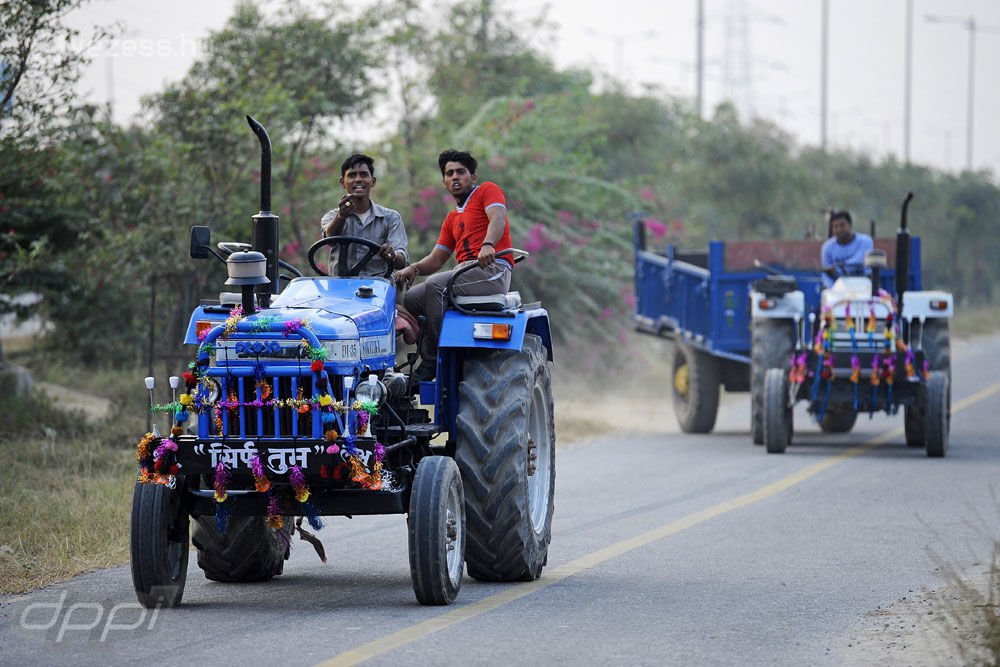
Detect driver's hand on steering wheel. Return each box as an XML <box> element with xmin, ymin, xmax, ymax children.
<box><xmin>379</xmin><ymin>243</ymin><xmax>397</xmax><ymax>263</ymax></box>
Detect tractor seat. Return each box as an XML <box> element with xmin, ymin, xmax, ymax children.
<box><xmin>453</xmin><ymin>291</ymin><xmax>522</xmax><ymax>313</ymax></box>
<box><xmin>395</xmin><ymin>306</ymin><xmax>420</xmax><ymax>345</ymax></box>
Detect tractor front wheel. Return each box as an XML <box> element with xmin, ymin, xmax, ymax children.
<box><xmin>763</xmin><ymin>368</ymin><xmax>793</xmax><ymax>454</ymax></box>
<box><xmin>924</xmin><ymin>371</ymin><xmax>950</xmax><ymax>458</ymax></box>
<box><xmin>130</xmin><ymin>481</ymin><xmax>190</xmax><ymax>608</ymax></box>
<box><xmin>408</xmin><ymin>456</ymin><xmax>466</xmax><ymax>605</ymax></box>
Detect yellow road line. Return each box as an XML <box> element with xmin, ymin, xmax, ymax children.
<box><xmin>317</xmin><ymin>381</ymin><xmax>1000</xmax><ymax>667</ymax></box>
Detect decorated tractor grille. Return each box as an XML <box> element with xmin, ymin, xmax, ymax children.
<box><xmin>786</xmin><ymin>298</ymin><xmax>930</xmax><ymax>422</ymax></box>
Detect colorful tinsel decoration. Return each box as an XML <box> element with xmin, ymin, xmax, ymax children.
<box><xmin>251</xmin><ymin>454</ymin><xmax>272</xmax><ymax>493</ymax></box>
<box><xmin>223</xmin><ymin>305</ymin><xmax>245</xmax><ymax>337</ymax></box>
<box><xmin>290</xmin><ymin>465</ymin><xmax>310</xmax><ymax>503</ymax></box>
<box><xmin>213</xmin><ymin>462</ymin><xmax>230</xmax><ymax>503</ymax></box>
<box><xmin>266</xmin><ymin>494</ymin><xmax>284</xmax><ymax>530</ymax></box>
<box><xmin>136</xmin><ymin>432</ymin><xmax>155</xmax><ymax>463</ymax></box>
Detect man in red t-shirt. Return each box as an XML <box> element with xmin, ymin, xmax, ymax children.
<box><xmin>394</xmin><ymin>149</ymin><xmax>513</xmax><ymax>382</ymax></box>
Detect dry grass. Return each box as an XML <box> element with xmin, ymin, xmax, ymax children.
<box><xmin>0</xmin><ymin>392</ymin><xmax>138</xmax><ymax>595</ymax></box>
<box><xmin>953</xmin><ymin>305</ymin><xmax>1000</xmax><ymax>338</ymax></box>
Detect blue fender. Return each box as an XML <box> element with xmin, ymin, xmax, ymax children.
<box><xmin>439</xmin><ymin>308</ymin><xmax>553</xmax><ymax>361</ymax></box>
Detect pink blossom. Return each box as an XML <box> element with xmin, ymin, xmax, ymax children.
<box><xmin>573</xmin><ymin>236</ymin><xmax>589</xmax><ymax>247</ymax></box>
<box><xmin>280</xmin><ymin>205</ymin><xmax>291</xmax><ymax>215</ymax></box>
<box><xmin>599</xmin><ymin>307</ymin><xmax>614</xmax><ymax>320</ymax></box>
<box><xmin>419</xmin><ymin>187</ymin><xmax>437</xmax><ymax>201</ymax></box>
<box><xmin>487</xmin><ymin>155</ymin><xmax>508</xmax><ymax>171</ymax></box>
<box><xmin>645</xmin><ymin>218</ymin><xmax>667</xmax><ymax>239</ymax></box>
<box><xmin>556</xmin><ymin>210</ymin><xmax>574</xmax><ymax>225</ymax></box>
<box><xmin>523</xmin><ymin>100</ymin><xmax>535</xmax><ymax>112</ymax></box>
<box><xmin>640</xmin><ymin>188</ymin><xmax>655</xmax><ymax>201</ymax></box>
<box><xmin>582</xmin><ymin>220</ymin><xmax>600</xmax><ymax>231</ymax></box>
<box><xmin>523</xmin><ymin>223</ymin><xmax>561</xmax><ymax>254</ymax></box>
<box><xmin>412</xmin><ymin>205</ymin><xmax>431</xmax><ymax>231</ymax></box>
<box><xmin>282</xmin><ymin>241</ymin><xmax>300</xmax><ymax>255</ymax></box>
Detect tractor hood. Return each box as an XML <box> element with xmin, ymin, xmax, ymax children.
<box><xmin>183</xmin><ymin>277</ymin><xmax>396</xmax><ymax>344</ymax></box>
<box><xmin>267</xmin><ymin>277</ymin><xmax>395</xmax><ymax>337</ymax></box>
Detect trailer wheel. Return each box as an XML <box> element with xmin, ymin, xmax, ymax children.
<box><xmin>763</xmin><ymin>368</ymin><xmax>792</xmax><ymax>454</ymax></box>
<box><xmin>671</xmin><ymin>342</ymin><xmax>720</xmax><ymax>434</ymax></box>
<box><xmin>408</xmin><ymin>456</ymin><xmax>465</xmax><ymax>605</ymax></box>
<box><xmin>456</xmin><ymin>334</ymin><xmax>555</xmax><ymax>582</ymax></box>
<box><xmin>924</xmin><ymin>371</ymin><xmax>950</xmax><ymax>458</ymax></box>
<box><xmin>905</xmin><ymin>319</ymin><xmax>951</xmax><ymax>447</ymax></box>
<box><xmin>751</xmin><ymin>320</ymin><xmax>795</xmax><ymax>444</ymax></box>
<box><xmin>130</xmin><ymin>481</ymin><xmax>189</xmax><ymax>608</ymax></box>
<box><xmin>192</xmin><ymin>514</ymin><xmax>292</xmax><ymax>583</ymax></box>
<box><xmin>819</xmin><ymin>408</ymin><xmax>857</xmax><ymax>433</ymax></box>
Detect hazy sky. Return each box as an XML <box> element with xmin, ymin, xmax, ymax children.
<box><xmin>66</xmin><ymin>0</ymin><xmax>1000</xmax><ymax>176</ymax></box>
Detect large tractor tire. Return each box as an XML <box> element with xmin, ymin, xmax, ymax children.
<box><xmin>408</xmin><ymin>456</ymin><xmax>465</xmax><ymax>605</ymax></box>
<box><xmin>192</xmin><ymin>514</ymin><xmax>292</xmax><ymax>583</ymax></box>
<box><xmin>751</xmin><ymin>319</ymin><xmax>795</xmax><ymax>444</ymax></box>
<box><xmin>455</xmin><ymin>334</ymin><xmax>555</xmax><ymax>582</ymax></box>
<box><xmin>671</xmin><ymin>342</ymin><xmax>721</xmax><ymax>434</ymax></box>
<box><xmin>819</xmin><ymin>408</ymin><xmax>858</xmax><ymax>433</ymax></box>
<box><xmin>905</xmin><ymin>319</ymin><xmax>951</xmax><ymax>447</ymax></box>
<box><xmin>923</xmin><ymin>371</ymin><xmax>950</xmax><ymax>458</ymax></box>
<box><xmin>763</xmin><ymin>368</ymin><xmax>793</xmax><ymax>454</ymax></box>
<box><xmin>130</xmin><ymin>481</ymin><xmax>190</xmax><ymax>608</ymax></box>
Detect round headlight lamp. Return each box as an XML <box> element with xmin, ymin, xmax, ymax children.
<box><xmin>355</xmin><ymin>375</ymin><xmax>387</xmax><ymax>406</ymax></box>
<box><xmin>197</xmin><ymin>377</ymin><xmax>221</xmax><ymax>405</ymax></box>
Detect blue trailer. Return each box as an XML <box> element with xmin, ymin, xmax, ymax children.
<box><xmin>632</xmin><ymin>219</ymin><xmax>922</xmax><ymax>434</ymax></box>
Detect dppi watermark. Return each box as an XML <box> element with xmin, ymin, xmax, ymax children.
<box><xmin>18</xmin><ymin>590</ymin><xmax>163</xmax><ymax>643</ymax></box>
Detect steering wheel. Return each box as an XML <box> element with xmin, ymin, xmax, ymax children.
<box><xmin>825</xmin><ymin>261</ymin><xmax>867</xmax><ymax>278</ymax></box>
<box><xmin>307</xmin><ymin>235</ymin><xmax>392</xmax><ymax>278</ymax></box>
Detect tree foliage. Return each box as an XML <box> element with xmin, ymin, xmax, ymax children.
<box><xmin>2</xmin><ymin>0</ymin><xmax>999</xmax><ymax>369</ymax></box>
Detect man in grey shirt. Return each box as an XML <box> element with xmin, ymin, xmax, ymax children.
<box><xmin>320</xmin><ymin>153</ymin><xmax>408</xmax><ymax>277</ymax></box>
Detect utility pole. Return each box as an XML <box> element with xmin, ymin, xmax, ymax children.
<box><xmin>696</xmin><ymin>0</ymin><xmax>705</xmax><ymax>118</ymax></box>
<box><xmin>926</xmin><ymin>14</ymin><xmax>1000</xmax><ymax>171</ymax></box>
<box><xmin>820</xmin><ymin>0</ymin><xmax>829</xmax><ymax>151</ymax></box>
<box><xmin>904</xmin><ymin>0</ymin><xmax>913</xmax><ymax>164</ymax></box>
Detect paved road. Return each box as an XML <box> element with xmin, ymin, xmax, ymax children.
<box><xmin>3</xmin><ymin>335</ymin><xmax>999</xmax><ymax>666</ymax></box>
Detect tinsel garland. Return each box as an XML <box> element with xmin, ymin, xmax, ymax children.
<box><xmin>251</xmin><ymin>454</ymin><xmax>271</xmax><ymax>493</ymax></box>
<box><xmin>290</xmin><ymin>465</ymin><xmax>310</xmax><ymax>503</ymax></box>
<box><xmin>266</xmin><ymin>494</ymin><xmax>284</xmax><ymax>529</ymax></box>
<box><xmin>214</xmin><ymin>462</ymin><xmax>230</xmax><ymax>503</ymax></box>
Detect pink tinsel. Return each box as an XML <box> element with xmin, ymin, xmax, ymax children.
<box><xmin>290</xmin><ymin>465</ymin><xmax>309</xmax><ymax>503</ymax></box>
<box><xmin>153</xmin><ymin>438</ymin><xmax>178</xmax><ymax>460</ymax></box>
<box><xmin>326</xmin><ymin>444</ymin><xmax>340</xmax><ymax>455</ymax></box>
<box><xmin>214</xmin><ymin>462</ymin><xmax>230</xmax><ymax>503</ymax></box>
<box><xmin>374</xmin><ymin>442</ymin><xmax>385</xmax><ymax>462</ymax></box>
<box><xmin>283</xmin><ymin>319</ymin><xmax>305</xmax><ymax>337</ymax></box>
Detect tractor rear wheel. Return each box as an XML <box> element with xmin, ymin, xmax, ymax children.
<box><xmin>924</xmin><ymin>371</ymin><xmax>950</xmax><ymax>458</ymax></box>
<box><xmin>751</xmin><ymin>319</ymin><xmax>795</xmax><ymax>444</ymax></box>
<box><xmin>408</xmin><ymin>456</ymin><xmax>465</xmax><ymax>605</ymax></box>
<box><xmin>819</xmin><ymin>408</ymin><xmax>857</xmax><ymax>433</ymax></box>
<box><xmin>763</xmin><ymin>368</ymin><xmax>793</xmax><ymax>454</ymax></box>
<box><xmin>455</xmin><ymin>334</ymin><xmax>555</xmax><ymax>582</ymax></box>
<box><xmin>130</xmin><ymin>481</ymin><xmax>189</xmax><ymax>608</ymax></box>
<box><xmin>192</xmin><ymin>514</ymin><xmax>291</xmax><ymax>583</ymax></box>
<box><xmin>672</xmin><ymin>342</ymin><xmax>720</xmax><ymax>434</ymax></box>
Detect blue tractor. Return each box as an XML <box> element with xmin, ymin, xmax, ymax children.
<box><xmin>129</xmin><ymin>117</ymin><xmax>555</xmax><ymax>607</ymax></box>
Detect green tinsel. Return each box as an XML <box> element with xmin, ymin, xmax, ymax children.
<box><xmin>358</xmin><ymin>400</ymin><xmax>379</xmax><ymax>415</ymax></box>
<box><xmin>151</xmin><ymin>401</ymin><xmax>184</xmax><ymax>413</ymax></box>
<box><xmin>248</xmin><ymin>315</ymin><xmax>280</xmax><ymax>333</ymax></box>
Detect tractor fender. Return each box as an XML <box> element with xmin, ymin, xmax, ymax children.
<box><xmin>901</xmin><ymin>291</ymin><xmax>954</xmax><ymax>319</ymax></box>
<box><xmin>439</xmin><ymin>308</ymin><xmax>553</xmax><ymax>361</ymax></box>
<box><xmin>750</xmin><ymin>290</ymin><xmax>805</xmax><ymax>319</ymax></box>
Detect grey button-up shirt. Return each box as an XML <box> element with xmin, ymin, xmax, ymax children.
<box><xmin>319</xmin><ymin>201</ymin><xmax>408</xmax><ymax>277</ymax></box>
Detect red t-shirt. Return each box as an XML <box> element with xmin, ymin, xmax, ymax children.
<box><xmin>435</xmin><ymin>182</ymin><xmax>513</xmax><ymax>267</ymax></box>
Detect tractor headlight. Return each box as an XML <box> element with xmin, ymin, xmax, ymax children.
<box><xmin>197</xmin><ymin>377</ymin><xmax>220</xmax><ymax>404</ymax></box>
<box><xmin>354</xmin><ymin>375</ymin><xmax>387</xmax><ymax>406</ymax></box>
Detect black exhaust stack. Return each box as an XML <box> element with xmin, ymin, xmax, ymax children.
<box><xmin>895</xmin><ymin>192</ymin><xmax>914</xmax><ymax>308</ymax></box>
<box><xmin>247</xmin><ymin>115</ymin><xmax>279</xmax><ymax>308</ymax></box>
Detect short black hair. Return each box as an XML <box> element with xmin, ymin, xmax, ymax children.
<box><xmin>829</xmin><ymin>210</ymin><xmax>852</xmax><ymax>226</ymax></box>
<box><xmin>340</xmin><ymin>153</ymin><xmax>375</xmax><ymax>179</ymax></box>
<box><xmin>438</xmin><ymin>149</ymin><xmax>477</xmax><ymax>176</ymax></box>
